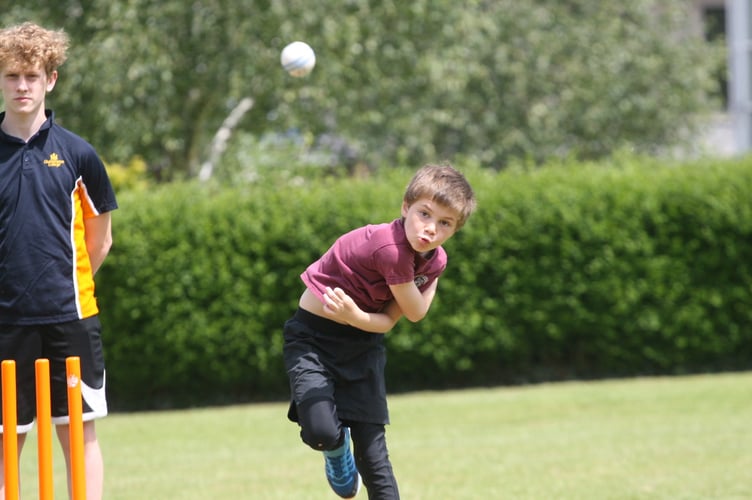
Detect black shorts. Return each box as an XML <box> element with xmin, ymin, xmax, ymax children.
<box><xmin>283</xmin><ymin>308</ymin><xmax>389</xmax><ymax>425</ymax></box>
<box><xmin>0</xmin><ymin>316</ymin><xmax>107</xmax><ymax>432</ymax></box>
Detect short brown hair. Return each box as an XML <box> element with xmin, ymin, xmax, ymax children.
<box><xmin>0</xmin><ymin>22</ymin><xmax>69</xmax><ymax>75</ymax></box>
<box><xmin>403</xmin><ymin>163</ymin><xmax>476</xmax><ymax>229</ymax></box>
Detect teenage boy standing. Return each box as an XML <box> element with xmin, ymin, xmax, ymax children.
<box><xmin>0</xmin><ymin>22</ymin><xmax>117</xmax><ymax>499</ymax></box>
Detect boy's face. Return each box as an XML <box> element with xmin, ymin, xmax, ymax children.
<box><xmin>0</xmin><ymin>62</ymin><xmax>57</xmax><ymax>117</ymax></box>
<box><xmin>401</xmin><ymin>197</ymin><xmax>460</xmax><ymax>255</ymax></box>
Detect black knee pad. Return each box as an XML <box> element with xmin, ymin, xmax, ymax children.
<box><xmin>297</xmin><ymin>398</ymin><xmax>341</xmax><ymax>451</ymax></box>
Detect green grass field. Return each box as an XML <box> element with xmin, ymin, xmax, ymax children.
<box><xmin>18</xmin><ymin>371</ymin><xmax>752</xmax><ymax>499</ymax></box>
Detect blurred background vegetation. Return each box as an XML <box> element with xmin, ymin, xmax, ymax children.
<box><xmin>96</xmin><ymin>158</ymin><xmax>752</xmax><ymax>410</ymax></box>
<box><xmin>3</xmin><ymin>0</ymin><xmax>725</xmax><ymax>183</ymax></box>
<box><xmin>3</xmin><ymin>1</ymin><xmax>747</xmax><ymax>411</ymax></box>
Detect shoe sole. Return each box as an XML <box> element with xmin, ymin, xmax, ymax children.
<box><xmin>341</xmin><ymin>473</ymin><xmax>361</xmax><ymax>499</ymax></box>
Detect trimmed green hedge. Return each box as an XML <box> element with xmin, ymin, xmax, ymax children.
<box><xmin>97</xmin><ymin>158</ymin><xmax>752</xmax><ymax>410</ymax></box>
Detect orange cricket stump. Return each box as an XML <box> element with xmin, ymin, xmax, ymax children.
<box><xmin>2</xmin><ymin>360</ymin><xmax>19</xmax><ymax>500</ymax></box>
<box><xmin>66</xmin><ymin>356</ymin><xmax>86</xmax><ymax>500</ymax></box>
<box><xmin>36</xmin><ymin>359</ymin><xmax>54</xmax><ymax>500</ymax></box>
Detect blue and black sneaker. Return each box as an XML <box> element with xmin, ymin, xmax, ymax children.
<box><xmin>323</xmin><ymin>427</ymin><xmax>361</xmax><ymax>498</ymax></box>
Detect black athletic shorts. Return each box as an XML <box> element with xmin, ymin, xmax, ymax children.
<box><xmin>283</xmin><ymin>308</ymin><xmax>389</xmax><ymax>425</ymax></box>
<box><xmin>0</xmin><ymin>316</ymin><xmax>107</xmax><ymax>432</ymax></box>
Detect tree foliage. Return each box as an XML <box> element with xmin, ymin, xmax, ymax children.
<box><xmin>4</xmin><ymin>0</ymin><xmax>722</xmax><ymax>178</ymax></box>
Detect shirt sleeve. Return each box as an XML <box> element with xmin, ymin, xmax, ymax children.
<box><xmin>79</xmin><ymin>148</ymin><xmax>118</xmax><ymax>215</ymax></box>
<box><xmin>372</xmin><ymin>243</ymin><xmax>415</xmax><ymax>286</ymax></box>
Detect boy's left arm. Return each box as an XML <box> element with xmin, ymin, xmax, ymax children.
<box><xmin>323</xmin><ymin>279</ymin><xmax>439</xmax><ymax>333</ymax></box>
<box><xmin>84</xmin><ymin>212</ymin><xmax>113</xmax><ymax>275</ymax></box>
<box><xmin>388</xmin><ymin>276</ymin><xmax>440</xmax><ymax>322</ymax></box>
<box><xmin>322</xmin><ymin>287</ymin><xmax>403</xmax><ymax>333</ymax></box>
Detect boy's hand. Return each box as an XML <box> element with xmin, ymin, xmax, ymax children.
<box><xmin>321</xmin><ymin>286</ymin><xmax>402</xmax><ymax>333</ymax></box>
<box><xmin>322</xmin><ymin>286</ymin><xmax>362</xmax><ymax>324</ymax></box>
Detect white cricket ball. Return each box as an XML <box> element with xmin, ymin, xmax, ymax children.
<box><xmin>280</xmin><ymin>41</ymin><xmax>316</xmax><ymax>77</ymax></box>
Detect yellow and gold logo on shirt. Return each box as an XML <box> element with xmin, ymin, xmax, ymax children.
<box><xmin>43</xmin><ymin>153</ymin><xmax>65</xmax><ymax>168</ymax></box>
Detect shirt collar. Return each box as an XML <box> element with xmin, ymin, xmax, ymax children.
<box><xmin>0</xmin><ymin>109</ymin><xmax>55</xmax><ymax>143</ymax></box>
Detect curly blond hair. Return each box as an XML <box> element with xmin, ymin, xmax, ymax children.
<box><xmin>0</xmin><ymin>22</ymin><xmax>69</xmax><ymax>75</ymax></box>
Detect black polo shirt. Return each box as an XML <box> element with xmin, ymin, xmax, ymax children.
<box><xmin>0</xmin><ymin>110</ymin><xmax>118</xmax><ymax>325</ymax></box>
